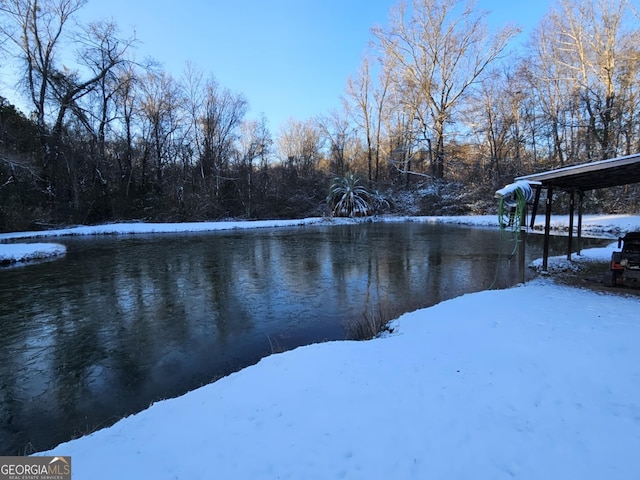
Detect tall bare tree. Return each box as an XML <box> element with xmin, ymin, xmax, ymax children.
<box><xmin>527</xmin><ymin>18</ymin><xmax>575</xmax><ymax>166</ymax></box>
<box><xmin>111</xmin><ymin>61</ymin><xmax>141</xmax><ymax>196</ymax></box>
<box><xmin>80</xmin><ymin>20</ymin><xmax>136</xmax><ymax>161</ymax></box>
<box><xmin>467</xmin><ymin>65</ymin><xmax>532</xmax><ymax>181</ymax></box>
<box><xmin>0</xmin><ymin>0</ymin><xmax>85</xmax><ymax>134</ymax></box>
<box><xmin>277</xmin><ymin>118</ymin><xmax>323</xmax><ymax>178</ymax></box>
<box><xmin>197</xmin><ymin>77</ymin><xmax>248</xmax><ymax>202</ymax></box>
<box><xmin>344</xmin><ymin>56</ymin><xmax>390</xmax><ymax>184</ymax></box>
<box><xmin>372</xmin><ymin>0</ymin><xmax>519</xmax><ymax>179</ymax></box>
<box><xmin>138</xmin><ymin>70</ymin><xmax>185</xmax><ymax>186</ymax></box>
<box><xmin>236</xmin><ymin>115</ymin><xmax>272</xmax><ymax>217</ymax></box>
<box><xmin>535</xmin><ymin>0</ymin><xmax>640</xmax><ymax>160</ymax></box>
<box><xmin>1</xmin><ymin>1</ymin><xmax>130</xmax><ymax>165</ymax></box>
<box><xmin>318</xmin><ymin>108</ymin><xmax>357</xmax><ymax>177</ymax></box>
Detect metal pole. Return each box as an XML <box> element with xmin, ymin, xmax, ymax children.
<box><xmin>529</xmin><ymin>185</ymin><xmax>542</xmax><ymax>229</ymax></box>
<box><xmin>519</xmin><ymin>205</ymin><xmax>527</xmax><ymax>283</ymax></box>
<box><xmin>543</xmin><ymin>187</ymin><xmax>553</xmax><ymax>271</ymax></box>
<box><xmin>567</xmin><ymin>190</ymin><xmax>575</xmax><ymax>261</ymax></box>
<box><xmin>577</xmin><ymin>191</ymin><xmax>584</xmax><ymax>255</ymax></box>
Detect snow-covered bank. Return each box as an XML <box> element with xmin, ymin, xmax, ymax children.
<box><xmin>530</xmin><ymin>242</ymin><xmax>619</xmax><ymax>274</ymax></box>
<box><xmin>0</xmin><ymin>242</ymin><xmax>66</xmax><ymax>265</ymax></box>
<box><xmin>0</xmin><ymin>217</ymin><xmax>329</xmax><ymax>241</ymax></box>
<box><xmin>0</xmin><ymin>218</ymin><xmax>329</xmax><ymax>265</ymax></box>
<box><xmin>1</xmin><ymin>213</ymin><xmax>638</xmax><ymax>265</ymax></box>
<box><xmin>394</xmin><ymin>212</ymin><xmax>640</xmax><ymax>235</ymax></box>
<box><xmin>40</xmin><ymin>278</ymin><xmax>640</xmax><ymax>479</ymax></box>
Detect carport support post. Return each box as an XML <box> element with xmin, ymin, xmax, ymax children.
<box><xmin>567</xmin><ymin>189</ymin><xmax>575</xmax><ymax>261</ymax></box>
<box><xmin>529</xmin><ymin>185</ymin><xmax>542</xmax><ymax>229</ymax></box>
<box><xmin>542</xmin><ymin>187</ymin><xmax>553</xmax><ymax>271</ymax></box>
<box><xmin>519</xmin><ymin>205</ymin><xmax>527</xmax><ymax>284</ymax></box>
<box><xmin>577</xmin><ymin>191</ymin><xmax>584</xmax><ymax>255</ymax></box>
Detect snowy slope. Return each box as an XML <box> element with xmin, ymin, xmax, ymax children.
<box><xmin>41</xmin><ymin>280</ymin><xmax>640</xmax><ymax>480</ymax></box>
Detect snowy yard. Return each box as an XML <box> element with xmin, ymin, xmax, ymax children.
<box><xmin>1</xmin><ymin>214</ymin><xmax>639</xmax><ymax>479</ymax></box>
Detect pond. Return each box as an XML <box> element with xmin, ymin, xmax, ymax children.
<box><xmin>0</xmin><ymin>222</ymin><xmax>609</xmax><ymax>454</ymax></box>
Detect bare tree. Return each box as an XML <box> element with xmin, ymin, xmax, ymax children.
<box><xmin>138</xmin><ymin>70</ymin><xmax>186</xmax><ymax>186</ymax></box>
<box><xmin>0</xmin><ymin>0</ymin><xmax>85</xmax><ymax>133</ymax></box>
<box><xmin>344</xmin><ymin>56</ymin><xmax>390</xmax><ymax>184</ymax></box>
<box><xmin>111</xmin><ymin>61</ymin><xmax>142</xmax><ymax>196</ymax></box>
<box><xmin>0</xmin><ymin>0</ymin><xmax>140</xmax><ymax>222</ymax></box>
<box><xmin>383</xmin><ymin>83</ymin><xmax>428</xmax><ymax>184</ymax></box>
<box><xmin>372</xmin><ymin>0</ymin><xmax>519</xmax><ymax>179</ymax></box>
<box><xmin>197</xmin><ymin>76</ymin><xmax>248</xmax><ymax>202</ymax></box>
<box><xmin>318</xmin><ymin>108</ymin><xmax>356</xmax><ymax>177</ymax></box>
<box><xmin>527</xmin><ymin>0</ymin><xmax>640</xmax><ymax>163</ymax></box>
<box><xmin>236</xmin><ymin>115</ymin><xmax>272</xmax><ymax>217</ymax></box>
<box><xmin>466</xmin><ymin>65</ymin><xmax>531</xmax><ymax>181</ymax></box>
<box><xmin>618</xmin><ymin>46</ymin><xmax>640</xmax><ymax>155</ymax></box>
<box><xmin>526</xmin><ymin>18</ymin><xmax>575</xmax><ymax>166</ymax></box>
<box><xmin>1</xmin><ymin>0</ymin><xmax>133</xmax><ymax>184</ymax></box>
<box><xmin>182</xmin><ymin>61</ymin><xmax>204</xmax><ymax>174</ymax></box>
<box><xmin>80</xmin><ymin>20</ymin><xmax>136</xmax><ymax>160</ymax></box>
<box><xmin>276</xmin><ymin>118</ymin><xmax>323</xmax><ymax>178</ymax></box>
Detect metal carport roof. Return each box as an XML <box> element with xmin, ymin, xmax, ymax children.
<box><xmin>512</xmin><ymin>153</ymin><xmax>640</xmax><ymax>270</ymax></box>
<box><xmin>515</xmin><ymin>154</ymin><xmax>640</xmax><ymax>191</ymax></box>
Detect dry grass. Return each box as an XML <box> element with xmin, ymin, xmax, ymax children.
<box><xmin>267</xmin><ymin>334</ymin><xmax>288</xmax><ymax>354</ymax></box>
<box><xmin>344</xmin><ymin>299</ymin><xmax>425</xmax><ymax>341</ymax></box>
<box><xmin>344</xmin><ymin>307</ymin><xmax>394</xmax><ymax>341</ymax></box>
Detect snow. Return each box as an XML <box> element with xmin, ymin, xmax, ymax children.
<box><xmin>0</xmin><ymin>242</ymin><xmax>66</xmax><ymax>265</ymax></box>
<box><xmin>0</xmin><ymin>218</ymin><xmax>330</xmax><ymax>265</ymax></box>
<box><xmin>2</xmin><ymin>214</ymin><xmax>638</xmax><ymax>478</ymax></box>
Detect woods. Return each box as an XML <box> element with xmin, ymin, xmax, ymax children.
<box><xmin>1</xmin><ymin>0</ymin><xmax>639</xmax><ymax>232</ymax></box>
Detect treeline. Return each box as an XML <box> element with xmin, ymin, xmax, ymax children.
<box><xmin>0</xmin><ymin>0</ymin><xmax>639</xmax><ymax>232</ymax></box>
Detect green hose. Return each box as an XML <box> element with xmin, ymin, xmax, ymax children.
<box><xmin>490</xmin><ymin>182</ymin><xmax>532</xmax><ymax>289</ymax></box>
<box><xmin>498</xmin><ymin>186</ymin><xmax>528</xmax><ymax>257</ymax></box>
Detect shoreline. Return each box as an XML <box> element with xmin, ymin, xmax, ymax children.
<box><xmin>1</xmin><ymin>214</ymin><xmax>638</xmax><ymax>266</ymax></box>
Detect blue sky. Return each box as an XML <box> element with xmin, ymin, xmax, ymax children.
<box><xmin>77</xmin><ymin>0</ymin><xmax>552</xmax><ymax>133</ymax></box>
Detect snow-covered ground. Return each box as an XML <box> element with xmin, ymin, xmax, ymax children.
<box><xmin>0</xmin><ymin>218</ymin><xmax>328</xmax><ymax>265</ymax></box>
<box><xmin>3</xmin><ymin>214</ymin><xmax>639</xmax><ymax>478</ymax></box>
<box><xmin>0</xmin><ymin>242</ymin><xmax>67</xmax><ymax>265</ymax></box>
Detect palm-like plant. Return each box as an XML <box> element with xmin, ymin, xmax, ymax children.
<box><xmin>327</xmin><ymin>173</ymin><xmax>372</xmax><ymax>217</ymax></box>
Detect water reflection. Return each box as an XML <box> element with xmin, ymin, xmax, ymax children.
<box><xmin>0</xmin><ymin>223</ymin><xmax>608</xmax><ymax>454</ymax></box>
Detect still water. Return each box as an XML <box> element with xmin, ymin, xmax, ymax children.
<box><xmin>0</xmin><ymin>222</ymin><xmax>608</xmax><ymax>454</ymax></box>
